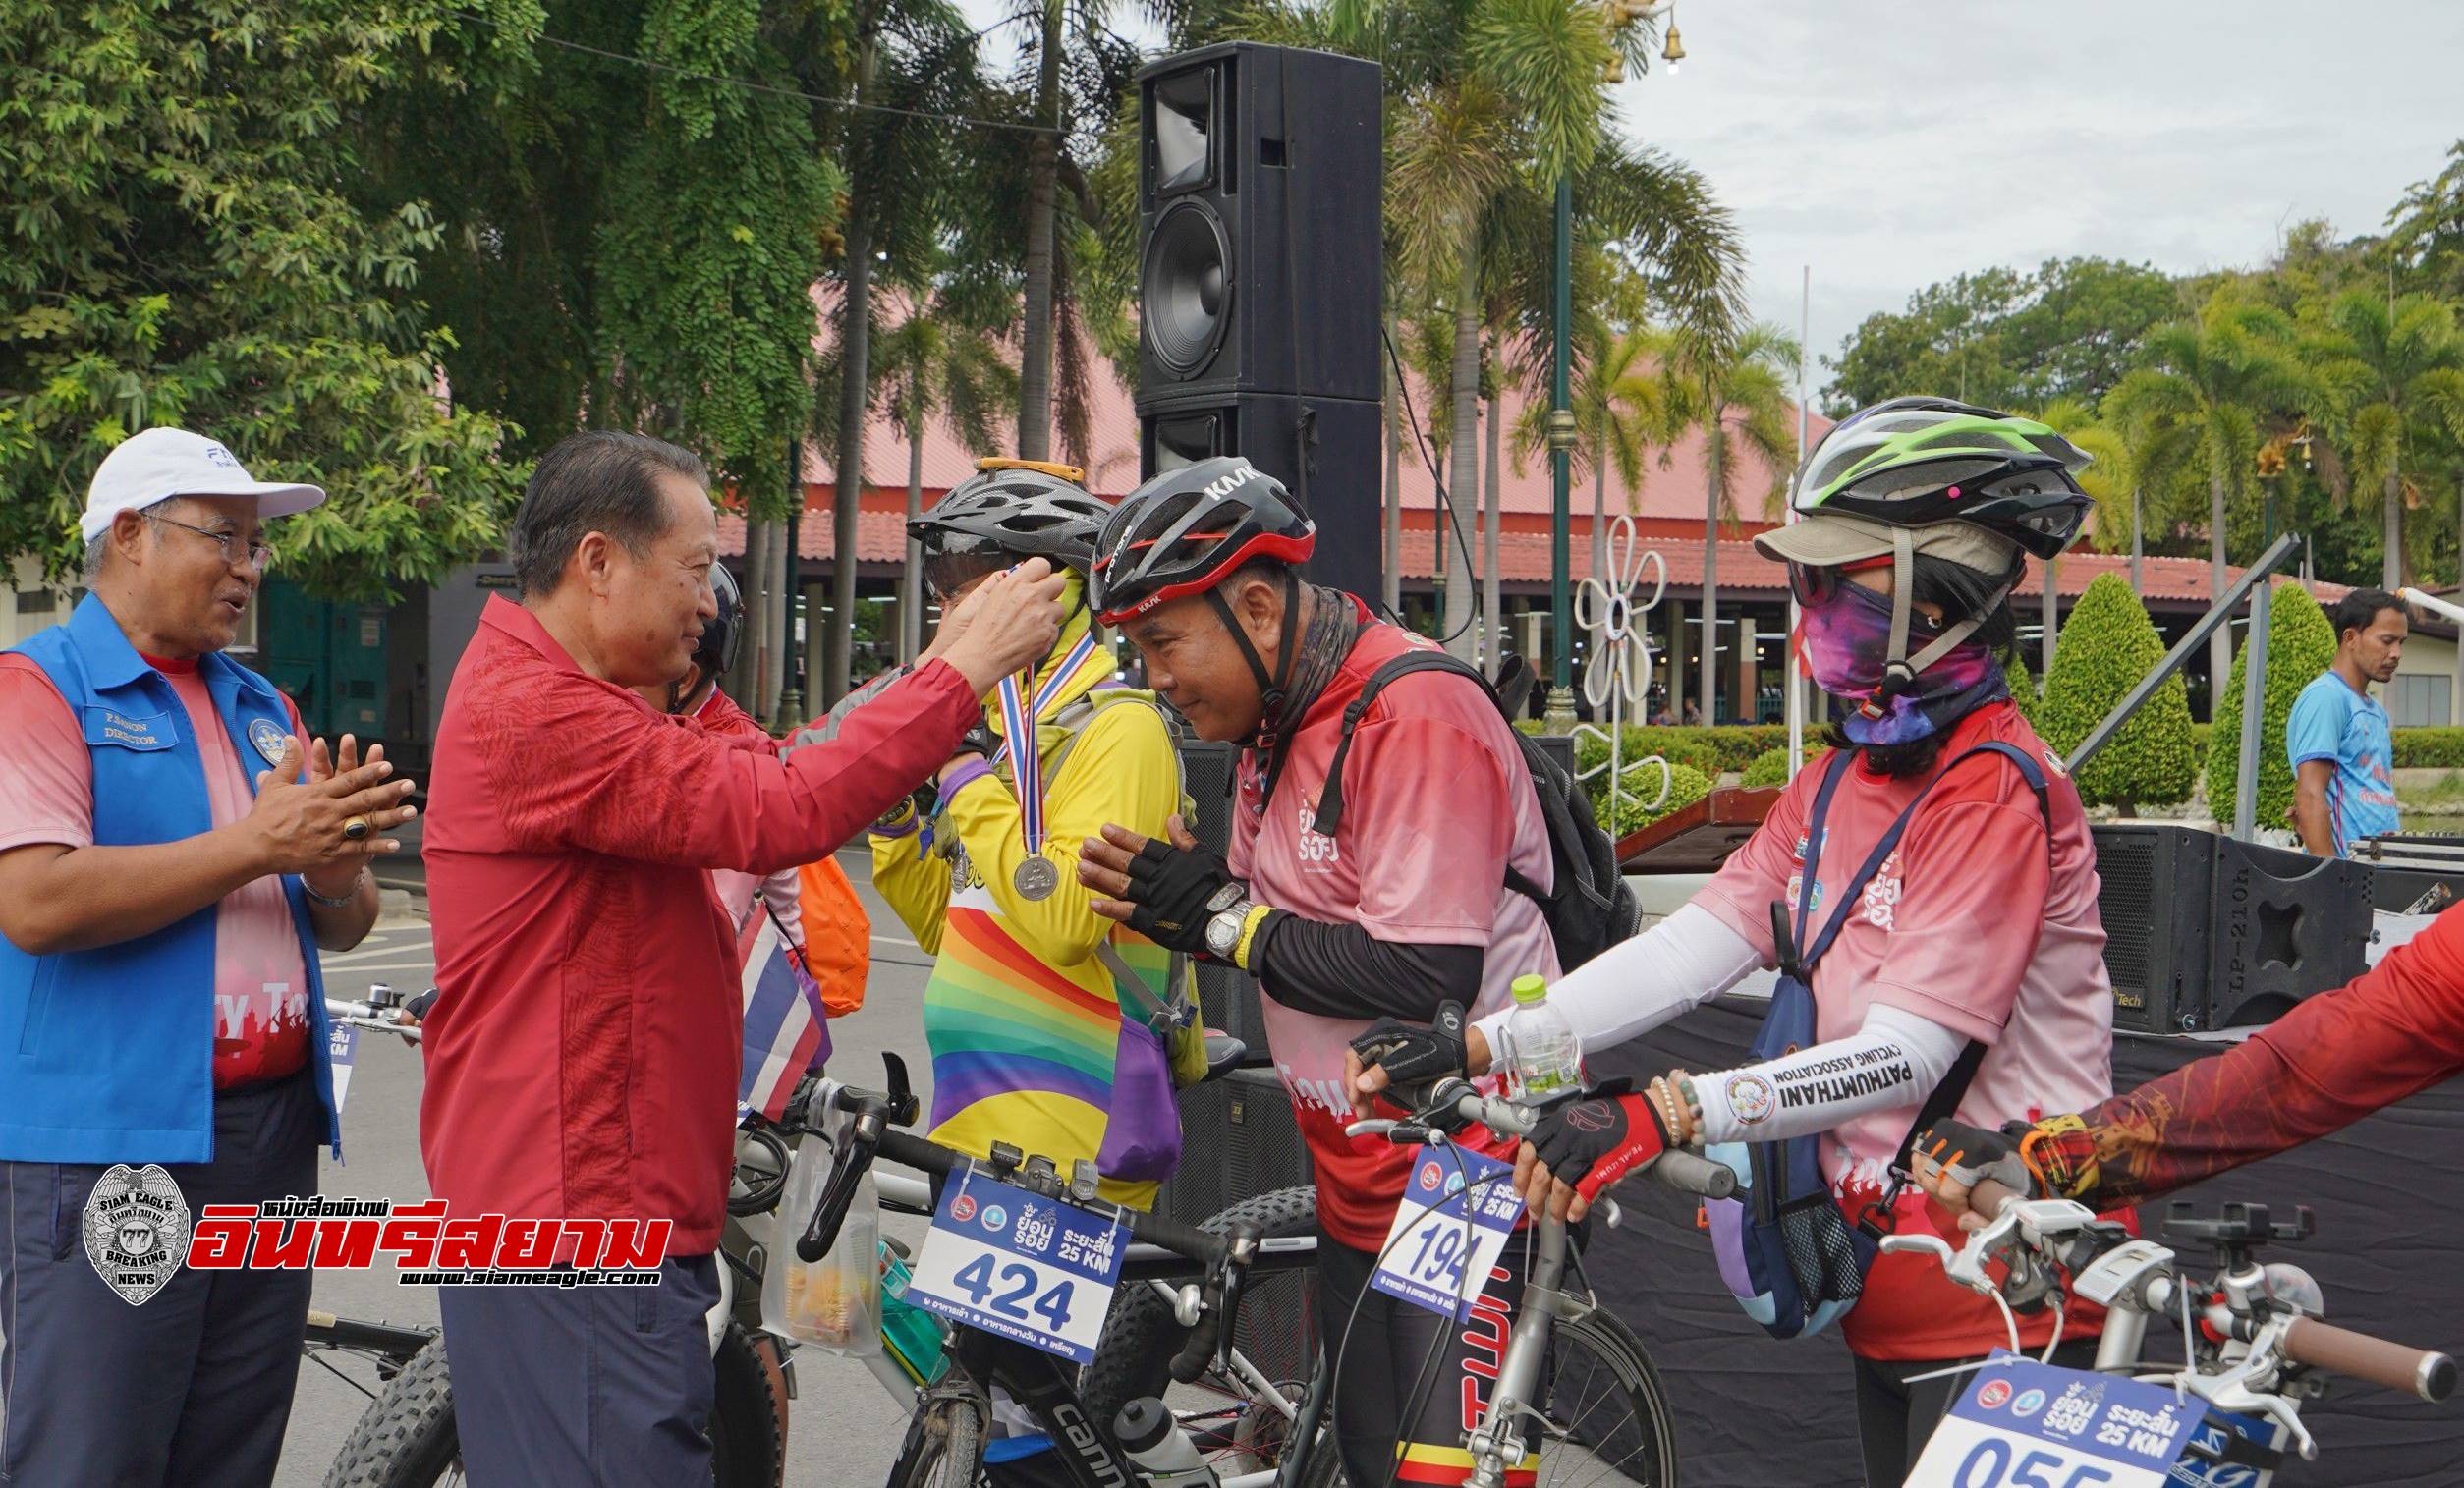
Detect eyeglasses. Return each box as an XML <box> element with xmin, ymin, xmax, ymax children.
<box><xmin>149</xmin><ymin>514</ymin><xmax>274</xmax><ymax>570</ymax></box>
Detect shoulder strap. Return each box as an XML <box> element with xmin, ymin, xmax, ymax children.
<box><xmin>1307</xmin><ymin>651</ymin><xmax>1501</xmax><ymax>836</ymax></box>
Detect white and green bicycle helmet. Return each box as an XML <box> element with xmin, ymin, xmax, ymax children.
<box><xmin>1764</xmin><ymin>396</ymin><xmax>2095</xmax><ymax>702</ymax></box>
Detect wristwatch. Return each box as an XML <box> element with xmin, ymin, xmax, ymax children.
<box><xmin>1202</xmin><ymin>884</ymin><xmax>1253</xmax><ymax>960</ymax></box>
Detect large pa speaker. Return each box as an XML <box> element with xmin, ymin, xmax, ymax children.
<box><xmin>1136</xmin><ymin>42</ymin><xmax>1383</xmax><ymax>603</ymax></box>
<box><xmin>2093</xmin><ymin>824</ymin><xmax>2374</xmax><ymax>1033</ymax></box>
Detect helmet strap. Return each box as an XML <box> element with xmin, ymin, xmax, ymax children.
<box><xmin>1867</xmin><ymin>527</ymin><xmax>2011</xmax><ymax>711</ymax></box>
<box><xmin>1204</xmin><ymin>571</ymin><xmax>1302</xmax><ymax>738</ymax></box>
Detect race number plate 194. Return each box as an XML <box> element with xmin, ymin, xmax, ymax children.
<box><xmin>1369</xmin><ymin>1147</ymin><xmax>1524</xmax><ymax>1323</ymax></box>
<box><xmin>901</xmin><ymin>1169</ymin><xmax>1127</xmax><ymax>1366</ymax></box>
<box><xmin>1906</xmin><ymin>1351</ymin><xmax>2196</xmax><ymax>1488</ymax></box>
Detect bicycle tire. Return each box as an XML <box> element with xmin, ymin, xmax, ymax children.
<box><xmin>1522</xmin><ymin>1307</ymin><xmax>1681</xmax><ymax>1487</ymax></box>
<box><xmin>1083</xmin><ymin>1185</ymin><xmax>1323</xmax><ymax>1470</ymax></box>
<box><xmin>1293</xmin><ymin>1276</ymin><xmax>1680</xmax><ymax>1488</ymax></box>
<box><xmin>884</xmin><ymin>1394</ymin><xmax>988</xmax><ymax>1488</ymax></box>
<box><xmin>319</xmin><ymin>1326</ymin><xmax>786</xmax><ymax>1488</ymax></box>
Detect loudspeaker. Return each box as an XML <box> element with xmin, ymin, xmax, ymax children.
<box><xmin>1136</xmin><ymin>42</ymin><xmax>1384</xmax><ymax>603</ymax></box>
<box><xmin>2094</xmin><ymin>824</ymin><xmax>2375</xmax><ymax>1033</ymax></box>
<box><xmin>1136</xmin><ymin>42</ymin><xmax>1381</xmax><ymax>403</ymax></box>
<box><xmin>1139</xmin><ymin>390</ymin><xmax>1382</xmax><ymax>601</ymax></box>
<box><xmin>1155</xmin><ymin>1069</ymin><xmax>1316</xmax><ymax>1225</ymax></box>
<box><xmin>2208</xmin><ymin>836</ymin><xmax>2374</xmax><ymax>1029</ymax></box>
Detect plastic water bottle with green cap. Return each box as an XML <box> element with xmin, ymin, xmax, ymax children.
<box><xmin>1505</xmin><ymin>973</ymin><xmax>1583</xmax><ymax>1099</ymax></box>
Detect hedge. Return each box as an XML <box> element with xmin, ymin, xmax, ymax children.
<box><xmin>1603</xmin><ymin>762</ymin><xmax>1715</xmax><ymax>837</ymax></box>
<box><xmin>1523</xmin><ymin>719</ymin><xmax>1791</xmax><ymax>774</ymax></box>
<box><xmin>2205</xmin><ymin>583</ymin><xmax>2336</xmax><ymax>828</ymax></box>
<box><xmin>1742</xmin><ymin>741</ymin><xmax>1826</xmax><ymax>789</ymax></box>
<box><xmin>2038</xmin><ymin>575</ymin><xmax>2197</xmax><ymax>810</ymax></box>
<box><xmin>2394</xmin><ymin>729</ymin><xmax>2464</xmax><ymax>768</ymax></box>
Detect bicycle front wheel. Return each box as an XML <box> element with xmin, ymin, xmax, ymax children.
<box><xmin>885</xmin><ymin>1394</ymin><xmax>988</xmax><ymax>1488</ymax></box>
<box><xmin>1524</xmin><ymin>1307</ymin><xmax>1681</xmax><ymax>1487</ymax></box>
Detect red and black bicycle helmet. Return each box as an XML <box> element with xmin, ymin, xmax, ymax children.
<box><xmin>1089</xmin><ymin>458</ymin><xmax>1315</xmax><ymax>626</ymax></box>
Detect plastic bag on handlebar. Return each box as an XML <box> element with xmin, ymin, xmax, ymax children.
<box><xmin>760</xmin><ymin>1108</ymin><xmax>882</xmax><ymax>1355</ymax></box>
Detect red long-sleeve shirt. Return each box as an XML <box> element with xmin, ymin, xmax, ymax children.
<box><xmin>2040</xmin><ymin>901</ymin><xmax>2464</xmax><ymax>1211</ymax></box>
<box><xmin>420</xmin><ymin>597</ymin><xmax>976</xmax><ymax>1251</ymax></box>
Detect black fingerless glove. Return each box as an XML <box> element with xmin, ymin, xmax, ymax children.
<box><xmin>1118</xmin><ymin>834</ymin><xmax>1242</xmax><ymax>954</ymax></box>
<box><xmin>1348</xmin><ymin>1002</ymin><xmax>1469</xmax><ymax>1110</ymax></box>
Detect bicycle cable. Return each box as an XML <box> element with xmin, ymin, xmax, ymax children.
<box><xmin>1380</xmin><ymin>1139</ymin><xmax>1481</xmax><ymax>1488</ymax></box>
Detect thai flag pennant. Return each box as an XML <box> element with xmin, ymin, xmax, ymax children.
<box><xmin>738</xmin><ymin>906</ymin><xmax>830</xmax><ymax>1122</ymax></box>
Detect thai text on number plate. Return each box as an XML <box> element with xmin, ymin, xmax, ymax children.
<box><xmin>901</xmin><ymin>1168</ymin><xmax>1127</xmax><ymax>1365</ymax></box>
<box><xmin>1370</xmin><ymin>1147</ymin><xmax>1524</xmax><ymax>1323</ymax></box>
<box><xmin>1906</xmin><ymin>1352</ymin><xmax>2196</xmax><ymax>1488</ymax></box>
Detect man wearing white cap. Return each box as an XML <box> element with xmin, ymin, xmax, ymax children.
<box><xmin>0</xmin><ymin>427</ymin><xmax>418</xmax><ymax>1486</ymax></box>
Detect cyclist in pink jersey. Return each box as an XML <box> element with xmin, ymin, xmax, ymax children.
<box><xmin>1355</xmin><ymin>398</ymin><xmax>2130</xmax><ymax>1485</ymax></box>
<box><xmin>1075</xmin><ymin>458</ymin><xmax>1559</xmax><ymax>1486</ymax></box>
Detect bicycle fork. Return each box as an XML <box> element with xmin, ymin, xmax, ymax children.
<box><xmin>1460</xmin><ymin>1221</ymin><xmax>1569</xmax><ymax>1488</ymax></box>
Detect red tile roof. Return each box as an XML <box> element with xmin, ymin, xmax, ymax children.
<box><xmin>799</xmin><ymin>287</ymin><xmax>1823</xmax><ymax>524</ymax></box>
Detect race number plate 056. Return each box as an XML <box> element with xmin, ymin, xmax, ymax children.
<box><xmin>1907</xmin><ymin>1351</ymin><xmax>2197</xmax><ymax>1488</ymax></box>
<box><xmin>902</xmin><ymin>1170</ymin><xmax>1127</xmax><ymax>1366</ymax></box>
<box><xmin>1370</xmin><ymin>1148</ymin><xmax>1524</xmax><ymax>1323</ymax></box>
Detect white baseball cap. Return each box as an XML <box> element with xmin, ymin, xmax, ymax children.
<box><xmin>81</xmin><ymin>427</ymin><xmax>326</xmax><ymax>542</ymax></box>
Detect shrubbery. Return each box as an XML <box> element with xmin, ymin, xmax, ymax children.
<box><xmin>1742</xmin><ymin>741</ymin><xmax>1826</xmax><ymax>788</ymax></box>
<box><xmin>2394</xmin><ymin>729</ymin><xmax>2464</xmax><ymax>768</ymax></box>
<box><xmin>1602</xmin><ymin>762</ymin><xmax>1714</xmax><ymax>838</ymax></box>
<box><xmin>2205</xmin><ymin>583</ymin><xmax>2336</xmax><ymax>828</ymax></box>
<box><xmin>2038</xmin><ymin>575</ymin><xmax>2197</xmax><ymax>810</ymax></box>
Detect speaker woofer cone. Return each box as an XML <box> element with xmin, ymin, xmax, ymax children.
<box><xmin>1142</xmin><ymin>199</ymin><xmax>1232</xmax><ymax>378</ymax></box>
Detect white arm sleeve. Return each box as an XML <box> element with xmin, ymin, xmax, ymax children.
<box><xmin>1691</xmin><ymin>1004</ymin><xmax>1969</xmax><ymax>1145</ymax></box>
<box><xmin>1474</xmin><ymin>902</ymin><xmax>1763</xmax><ymax>1073</ymax></box>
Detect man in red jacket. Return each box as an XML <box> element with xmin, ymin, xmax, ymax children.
<box><xmin>420</xmin><ymin>429</ymin><xmax>1063</xmax><ymax>1486</ymax></box>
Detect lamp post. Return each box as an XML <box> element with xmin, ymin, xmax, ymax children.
<box><xmin>1549</xmin><ymin>0</ymin><xmax>1684</xmax><ymax>730</ymax></box>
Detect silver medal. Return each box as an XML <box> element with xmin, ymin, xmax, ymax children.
<box><xmin>1014</xmin><ymin>854</ymin><xmax>1061</xmax><ymax>901</ymax></box>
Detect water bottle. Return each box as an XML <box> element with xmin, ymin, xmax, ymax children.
<box><xmin>1505</xmin><ymin>973</ymin><xmax>1582</xmax><ymax>1099</ymax></box>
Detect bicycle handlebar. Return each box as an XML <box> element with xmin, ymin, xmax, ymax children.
<box><xmin>2282</xmin><ymin>1316</ymin><xmax>2457</xmax><ymax>1403</ymax></box>
<box><xmin>795</xmin><ymin>1075</ymin><xmax>1259</xmax><ymax>1382</ymax></box>
<box><xmin>1399</xmin><ymin>1083</ymin><xmax>1739</xmax><ymax>1201</ymax></box>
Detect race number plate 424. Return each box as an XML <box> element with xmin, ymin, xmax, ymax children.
<box><xmin>1370</xmin><ymin>1147</ymin><xmax>1524</xmax><ymax>1323</ymax></box>
<box><xmin>1906</xmin><ymin>1351</ymin><xmax>2197</xmax><ymax>1488</ymax></box>
<box><xmin>901</xmin><ymin>1169</ymin><xmax>1128</xmax><ymax>1366</ymax></box>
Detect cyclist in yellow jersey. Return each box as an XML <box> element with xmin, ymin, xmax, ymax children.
<box><xmin>869</xmin><ymin>462</ymin><xmax>1205</xmax><ymax>1224</ymax></box>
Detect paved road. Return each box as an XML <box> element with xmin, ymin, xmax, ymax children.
<box><xmin>276</xmin><ymin>848</ymin><xmax>944</xmax><ymax>1487</ymax></box>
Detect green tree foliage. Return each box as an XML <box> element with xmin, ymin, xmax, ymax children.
<box><xmin>1823</xmin><ymin>257</ymin><xmax>2181</xmax><ymax>415</ymax></box>
<box><xmin>2204</xmin><ymin>583</ymin><xmax>2338</xmax><ymax>830</ymax></box>
<box><xmin>0</xmin><ymin>0</ymin><xmax>530</xmax><ymax>597</ymax></box>
<box><xmin>2038</xmin><ymin>575</ymin><xmax>2196</xmax><ymax>810</ymax></box>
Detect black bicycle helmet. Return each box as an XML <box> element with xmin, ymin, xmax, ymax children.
<box><xmin>1089</xmin><ymin>457</ymin><xmax>1315</xmax><ymax>626</ymax></box>
<box><xmin>1792</xmin><ymin>395</ymin><xmax>2095</xmax><ymax>560</ymax></box>
<box><xmin>697</xmin><ymin>562</ymin><xmax>743</xmax><ymax>680</ymax></box>
<box><xmin>911</xmin><ymin>459</ymin><xmax>1112</xmax><ymax>599</ymax></box>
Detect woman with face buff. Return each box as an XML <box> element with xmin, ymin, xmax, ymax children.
<box><xmin>1350</xmin><ymin>397</ymin><xmax>2124</xmax><ymax>1483</ymax></box>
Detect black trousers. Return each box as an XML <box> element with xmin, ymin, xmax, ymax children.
<box><xmin>1852</xmin><ymin>1337</ymin><xmax>2103</xmax><ymax>1487</ymax></box>
<box><xmin>0</xmin><ymin>1067</ymin><xmax>321</xmax><ymax>1488</ymax></box>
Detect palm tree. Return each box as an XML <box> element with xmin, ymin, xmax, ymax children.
<box><xmin>870</xmin><ymin>295</ymin><xmax>1020</xmax><ymax>659</ymax></box>
<box><xmin>1515</xmin><ymin>319</ymin><xmax>1666</xmax><ymax>659</ymax></box>
<box><xmin>2106</xmin><ymin>296</ymin><xmax>2313</xmax><ymax>704</ymax></box>
<box><xmin>2034</xmin><ymin>398</ymin><xmax>2135</xmax><ymax>672</ymax></box>
<box><xmin>809</xmin><ymin>6</ymin><xmax>985</xmax><ymax>703</ymax></box>
<box><xmin>1658</xmin><ymin>322</ymin><xmax>1797</xmax><ymax>724</ymax></box>
<box><xmin>2309</xmin><ymin>289</ymin><xmax>2464</xmax><ymax>589</ymax></box>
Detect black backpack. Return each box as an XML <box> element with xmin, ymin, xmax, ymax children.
<box><xmin>1301</xmin><ymin>651</ymin><xmax>1642</xmax><ymax>971</ymax></box>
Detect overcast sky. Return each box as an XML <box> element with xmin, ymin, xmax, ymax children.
<box><xmin>975</xmin><ymin>1</ymin><xmax>2461</xmax><ymax>400</ymax></box>
<box><xmin>1622</xmin><ymin>0</ymin><xmax>2463</xmax><ymax>392</ymax></box>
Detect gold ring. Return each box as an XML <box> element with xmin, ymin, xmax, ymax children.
<box><xmin>343</xmin><ymin>816</ymin><xmax>371</xmax><ymax>842</ymax></box>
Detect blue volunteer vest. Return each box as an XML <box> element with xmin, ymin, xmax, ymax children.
<box><xmin>0</xmin><ymin>594</ymin><xmax>341</xmax><ymax>1163</ymax></box>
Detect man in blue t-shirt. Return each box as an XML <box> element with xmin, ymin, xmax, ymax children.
<box><xmin>2287</xmin><ymin>587</ymin><xmax>2408</xmax><ymax>857</ymax></box>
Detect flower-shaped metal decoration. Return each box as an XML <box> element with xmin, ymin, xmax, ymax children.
<box><xmin>1571</xmin><ymin>515</ymin><xmax>1671</xmax><ymax>829</ymax></box>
